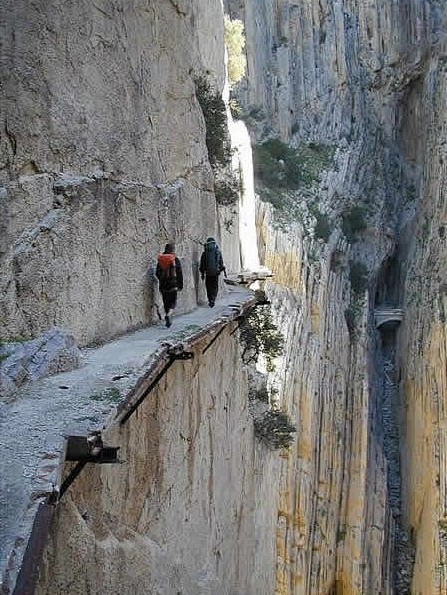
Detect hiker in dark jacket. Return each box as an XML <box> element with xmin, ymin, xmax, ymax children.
<box><xmin>156</xmin><ymin>242</ymin><xmax>183</xmax><ymax>327</ymax></box>
<box><xmin>199</xmin><ymin>237</ymin><xmax>225</xmax><ymax>308</ymax></box>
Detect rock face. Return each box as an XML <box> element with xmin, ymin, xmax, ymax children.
<box><xmin>228</xmin><ymin>0</ymin><xmax>446</xmax><ymax>593</ymax></box>
<box><xmin>36</xmin><ymin>328</ymin><xmax>281</xmax><ymax>595</ymax></box>
<box><xmin>0</xmin><ymin>0</ymin><xmax>226</xmax><ymax>347</ymax></box>
<box><xmin>398</xmin><ymin>48</ymin><xmax>447</xmax><ymax>593</ymax></box>
<box><xmin>0</xmin><ymin>327</ymin><xmax>80</xmax><ymax>399</ymax></box>
<box><xmin>2</xmin><ymin>0</ymin><xmax>447</xmax><ymax>594</ymax></box>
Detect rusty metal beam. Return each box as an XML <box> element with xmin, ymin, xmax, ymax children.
<box><xmin>119</xmin><ymin>357</ymin><xmax>176</xmax><ymax>425</ymax></box>
<box><xmin>13</xmin><ymin>502</ymin><xmax>55</xmax><ymax>595</ymax></box>
<box><xmin>57</xmin><ymin>461</ymin><xmax>87</xmax><ymax>501</ymax></box>
<box><xmin>202</xmin><ymin>323</ymin><xmax>226</xmax><ymax>354</ymax></box>
<box><xmin>65</xmin><ymin>435</ymin><xmax>120</xmax><ymax>464</ymax></box>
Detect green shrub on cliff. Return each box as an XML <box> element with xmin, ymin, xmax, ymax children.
<box><xmin>295</xmin><ymin>143</ymin><xmax>335</xmax><ymax>187</ymax></box>
<box><xmin>253</xmin><ymin>139</ymin><xmax>335</xmax><ymax>194</ymax></box>
<box><xmin>341</xmin><ymin>205</ymin><xmax>368</xmax><ymax>242</ymax></box>
<box><xmin>194</xmin><ymin>76</ymin><xmax>231</xmax><ymax>169</ymax></box>
<box><xmin>240</xmin><ymin>305</ymin><xmax>284</xmax><ymax>372</ymax></box>
<box><xmin>253</xmin><ymin>139</ymin><xmax>301</xmax><ymax>190</ymax></box>
<box><xmin>349</xmin><ymin>260</ymin><xmax>368</xmax><ymax>295</ymax></box>
<box><xmin>224</xmin><ymin>16</ymin><xmax>246</xmax><ymax>85</ymax></box>
<box><xmin>254</xmin><ymin>409</ymin><xmax>296</xmax><ymax>450</ymax></box>
<box><xmin>195</xmin><ymin>76</ymin><xmax>238</xmax><ymax>206</ymax></box>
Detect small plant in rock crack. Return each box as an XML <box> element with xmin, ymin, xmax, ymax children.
<box><xmin>349</xmin><ymin>260</ymin><xmax>368</xmax><ymax>295</ymax></box>
<box><xmin>341</xmin><ymin>205</ymin><xmax>368</xmax><ymax>242</ymax></box>
<box><xmin>239</xmin><ymin>305</ymin><xmax>284</xmax><ymax>372</ymax></box>
<box><xmin>254</xmin><ymin>409</ymin><xmax>296</xmax><ymax>450</ymax></box>
<box><xmin>90</xmin><ymin>387</ymin><xmax>121</xmax><ymax>403</ymax></box>
<box><xmin>214</xmin><ymin>169</ymin><xmax>240</xmax><ymax>206</ymax></box>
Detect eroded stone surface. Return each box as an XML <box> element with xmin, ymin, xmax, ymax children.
<box><xmin>0</xmin><ymin>328</ymin><xmax>81</xmax><ymax>400</ymax></box>
<box><xmin>0</xmin><ymin>0</ymin><xmax>225</xmax><ymax>347</ymax></box>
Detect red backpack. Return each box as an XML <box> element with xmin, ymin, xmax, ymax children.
<box><xmin>157</xmin><ymin>253</ymin><xmax>177</xmax><ymax>286</ymax></box>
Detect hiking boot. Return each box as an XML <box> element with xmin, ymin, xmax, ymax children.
<box><xmin>165</xmin><ymin>315</ymin><xmax>171</xmax><ymax>328</ymax></box>
<box><xmin>209</xmin><ymin>301</ymin><xmax>215</xmax><ymax>308</ymax></box>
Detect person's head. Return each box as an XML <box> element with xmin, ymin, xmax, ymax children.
<box><xmin>164</xmin><ymin>242</ymin><xmax>175</xmax><ymax>253</ymax></box>
<box><xmin>206</xmin><ymin>237</ymin><xmax>215</xmax><ymax>244</ymax></box>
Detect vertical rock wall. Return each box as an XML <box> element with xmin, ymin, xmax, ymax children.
<box><xmin>36</xmin><ymin>329</ymin><xmax>281</xmax><ymax>595</ymax></box>
<box><xmin>3</xmin><ymin>0</ymin><xmax>447</xmax><ymax>594</ymax></box>
<box><xmin>228</xmin><ymin>0</ymin><xmax>445</xmax><ymax>593</ymax></box>
<box><xmin>257</xmin><ymin>203</ymin><xmax>391</xmax><ymax>594</ymax></box>
<box><xmin>0</xmin><ymin>0</ymin><xmax>227</xmax><ymax>346</ymax></box>
<box><xmin>398</xmin><ymin>40</ymin><xmax>447</xmax><ymax>594</ymax></box>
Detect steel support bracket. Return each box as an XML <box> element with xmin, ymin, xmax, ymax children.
<box><xmin>172</xmin><ymin>351</ymin><xmax>194</xmax><ymax>360</ymax></box>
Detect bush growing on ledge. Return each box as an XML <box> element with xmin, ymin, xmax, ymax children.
<box><xmin>240</xmin><ymin>305</ymin><xmax>284</xmax><ymax>372</ymax></box>
<box><xmin>248</xmin><ymin>382</ymin><xmax>278</xmax><ymax>404</ymax></box>
<box><xmin>309</xmin><ymin>202</ymin><xmax>332</xmax><ymax>242</ymax></box>
<box><xmin>254</xmin><ymin>409</ymin><xmax>296</xmax><ymax>450</ymax></box>
<box><xmin>253</xmin><ymin>139</ymin><xmax>335</xmax><ymax>197</ymax></box>
<box><xmin>341</xmin><ymin>205</ymin><xmax>368</xmax><ymax>242</ymax></box>
<box><xmin>296</xmin><ymin>142</ymin><xmax>335</xmax><ymax>187</ymax></box>
<box><xmin>314</xmin><ymin>211</ymin><xmax>331</xmax><ymax>241</ymax></box>
<box><xmin>195</xmin><ymin>76</ymin><xmax>232</xmax><ymax>169</ymax></box>
<box><xmin>253</xmin><ymin>139</ymin><xmax>301</xmax><ymax>191</ymax></box>
<box><xmin>214</xmin><ymin>167</ymin><xmax>241</xmax><ymax>207</ymax></box>
<box><xmin>345</xmin><ymin>261</ymin><xmax>368</xmax><ymax>337</ymax></box>
<box><xmin>349</xmin><ymin>260</ymin><xmax>368</xmax><ymax>295</ymax></box>
<box><xmin>224</xmin><ymin>16</ymin><xmax>246</xmax><ymax>85</ymax></box>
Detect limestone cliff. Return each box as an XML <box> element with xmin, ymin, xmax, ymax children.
<box><xmin>0</xmin><ymin>0</ymin><xmax>226</xmax><ymax>346</ymax></box>
<box><xmin>228</xmin><ymin>0</ymin><xmax>446</xmax><ymax>593</ymax></box>
<box><xmin>2</xmin><ymin>1</ymin><xmax>447</xmax><ymax>595</ymax></box>
<box><xmin>398</xmin><ymin>45</ymin><xmax>447</xmax><ymax>594</ymax></box>
<box><xmin>36</xmin><ymin>325</ymin><xmax>281</xmax><ymax>595</ymax></box>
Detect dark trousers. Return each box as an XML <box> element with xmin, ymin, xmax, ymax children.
<box><xmin>205</xmin><ymin>275</ymin><xmax>219</xmax><ymax>305</ymax></box>
<box><xmin>161</xmin><ymin>291</ymin><xmax>177</xmax><ymax>315</ymax></box>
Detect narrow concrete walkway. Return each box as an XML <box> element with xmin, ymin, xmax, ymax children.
<box><xmin>374</xmin><ymin>307</ymin><xmax>404</xmax><ymax>329</ymax></box>
<box><xmin>0</xmin><ymin>285</ymin><xmax>252</xmax><ymax>591</ymax></box>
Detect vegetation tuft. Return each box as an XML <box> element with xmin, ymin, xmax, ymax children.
<box><xmin>344</xmin><ymin>260</ymin><xmax>368</xmax><ymax>337</ymax></box>
<box><xmin>248</xmin><ymin>383</ymin><xmax>278</xmax><ymax>404</ymax></box>
<box><xmin>195</xmin><ymin>76</ymin><xmax>232</xmax><ymax>169</ymax></box>
<box><xmin>309</xmin><ymin>202</ymin><xmax>332</xmax><ymax>242</ymax></box>
<box><xmin>224</xmin><ymin>16</ymin><xmax>246</xmax><ymax>85</ymax></box>
<box><xmin>195</xmin><ymin>76</ymin><xmax>238</xmax><ymax>207</ymax></box>
<box><xmin>91</xmin><ymin>387</ymin><xmax>121</xmax><ymax>403</ymax></box>
<box><xmin>214</xmin><ymin>169</ymin><xmax>240</xmax><ymax>207</ymax></box>
<box><xmin>254</xmin><ymin>409</ymin><xmax>296</xmax><ymax>449</ymax></box>
<box><xmin>240</xmin><ymin>305</ymin><xmax>284</xmax><ymax>372</ymax></box>
<box><xmin>341</xmin><ymin>205</ymin><xmax>368</xmax><ymax>242</ymax></box>
<box><xmin>253</xmin><ymin>139</ymin><xmax>301</xmax><ymax>191</ymax></box>
<box><xmin>253</xmin><ymin>139</ymin><xmax>335</xmax><ymax>215</ymax></box>
<box><xmin>349</xmin><ymin>260</ymin><xmax>368</xmax><ymax>295</ymax></box>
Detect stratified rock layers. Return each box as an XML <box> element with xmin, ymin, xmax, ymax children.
<box><xmin>0</xmin><ymin>0</ymin><xmax>225</xmax><ymax>346</ymax></box>
<box><xmin>399</xmin><ymin>48</ymin><xmax>447</xmax><ymax>594</ymax></box>
<box><xmin>235</xmin><ymin>0</ymin><xmax>445</xmax><ymax>593</ymax></box>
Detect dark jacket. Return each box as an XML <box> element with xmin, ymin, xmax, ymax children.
<box><xmin>156</xmin><ymin>254</ymin><xmax>183</xmax><ymax>292</ymax></box>
<box><xmin>199</xmin><ymin>240</ymin><xmax>224</xmax><ymax>277</ymax></box>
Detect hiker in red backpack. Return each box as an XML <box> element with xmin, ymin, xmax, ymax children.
<box><xmin>199</xmin><ymin>237</ymin><xmax>225</xmax><ymax>308</ymax></box>
<box><xmin>156</xmin><ymin>243</ymin><xmax>183</xmax><ymax>327</ymax></box>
